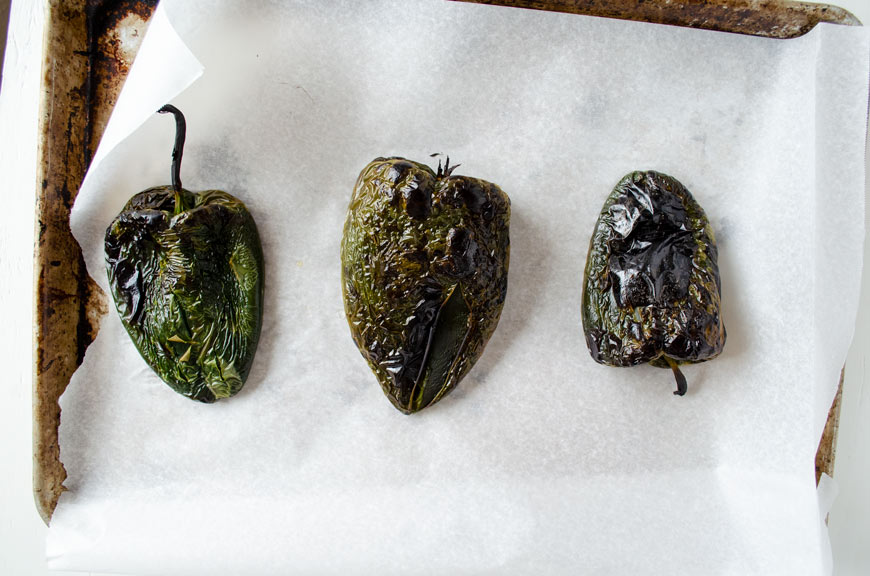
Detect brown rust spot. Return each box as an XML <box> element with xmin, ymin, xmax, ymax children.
<box><xmin>816</xmin><ymin>372</ymin><xmax>843</xmax><ymax>484</ymax></box>
<box><xmin>85</xmin><ymin>0</ymin><xmax>158</xmax><ymax>163</ymax></box>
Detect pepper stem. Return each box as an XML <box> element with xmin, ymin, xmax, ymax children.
<box><xmin>157</xmin><ymin>104</ymin><xmax>186</xmax><ymax>208</ymax></box>
<box><xmin>664</xmin><ymin>356</ymin><xmax>688</xmax><ymax>396</ymax></box>
<box><xmin>435</xmin><ymin>155</ymin><xmax>460</xmax><ymax>178</ymax></box>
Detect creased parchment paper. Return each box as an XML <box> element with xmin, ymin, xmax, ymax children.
<box><xmin>49</xmin><ymin>1</ymin><xmax>869</xmax><ymax>574</ymax></box>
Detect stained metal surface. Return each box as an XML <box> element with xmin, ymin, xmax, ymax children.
<box><xmin>84</xmin><ymin>0</ymin><xmax>157</xmax><ymax>159</ymax></box>
<box><xmin>451</xmin><ymin>0</ymin><xmax>860</xmax><ymax>38</ymax></box>
<box><xmin>34</xmin><ymin>0</ymin><xmax>157</xmax><ymax>525</ymax></box>
<box><xmin>817</xmin><ymin>371</ymin><xmax>844</xmax><ymax>484</ymax></box>
<box><xmin>34</xmin><ymin>0</ymin><xmax>855</xmax><ymax>525</ymax></box>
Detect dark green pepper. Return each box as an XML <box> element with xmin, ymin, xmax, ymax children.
<box><xmin>104</xmin><ymin>105</ymin><xmax>265</xmax><ymax>402</ymax></box>
<box><xmin>341</xmin><ymin>157</ymin><xmax>510</xmax><ymax>414</ymax></box>
<box><xmin>582</xmin><ymin>171</ymin><xmax>725</xmax><ymax>395</ymax></box>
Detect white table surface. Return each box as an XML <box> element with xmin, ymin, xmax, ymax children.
<box><xmin>2</xmin><ymin>1</ymin><xmax>869</xmax><ymax>574</ymax></box>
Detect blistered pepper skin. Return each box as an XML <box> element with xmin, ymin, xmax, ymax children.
<box><xmin>104</xmin><ymin>106</ymin><xmax>264</xmax><ymax>403</ymax></box>
<box><xmin>105</xmin><ymin>187</ymin><xmax>264</xmax><ymax>402</ymax></box>
<box><xmin>341</xmin><ymin>157</ymin><xmax>510</xmax><ymax>414</ymax></box>
<box><xmin>582</xmin><ymin>171</ymin><xmax>725</xmax><ymax>394</ymax></box>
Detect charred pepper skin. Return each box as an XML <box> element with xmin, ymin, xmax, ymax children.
<box><xmin>341</xmin><ymin>157</ymin><xmax>510</xmax><ymax>414</ymax></box>
<box><xmin>104</xmin><ymin>106</ymin><xmax>265</xmax><ymax>403</ymax></box>
<box><xmin>582</xmin><ymin>171</ymin><xmax>725</xmax><ymax>395</ymax></box>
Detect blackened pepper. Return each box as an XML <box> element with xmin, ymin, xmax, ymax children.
<box><xmin>582</xmin><ymin>171</ymin><xmax>725</xmax><ymax>395</ymax></box>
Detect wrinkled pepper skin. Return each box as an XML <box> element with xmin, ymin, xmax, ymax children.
<box><xmin>105</xmin><ymin>106</ymin><xmax>264</xmax><ymax>403</ymax></box>
<box><xmin>106</xmin><ymin>186</ymin><xmax>264</xmax><ymax>402</ymax></box>
<box><xmin>582</xmin><ymin>171</ymin><xmax>725</xmax><ymax>394</ymax></box>
<box><xmin>341</xmin><ymin>157</ymin><xmax>510</xmax><ymax>414</ymax></box>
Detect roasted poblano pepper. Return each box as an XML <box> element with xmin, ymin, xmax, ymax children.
<box><xmin>104</xmin><ymin>105</ymin><xmax>264</xmax><ymax>402</ymax></box>
<box><xmin>341</xmin><ymin>157</ymin><xmax>510</xmax><ymax>414</ymax></box>
<box><xmin>582</xmin><ymin>171</ymin><xmax>725</xmax><ymax>395</ymax></box>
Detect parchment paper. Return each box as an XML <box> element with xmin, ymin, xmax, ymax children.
<box><xmin>49</xmin><ymin>1</ymin><xmax>870</xmax><ymax>574</ymax></box>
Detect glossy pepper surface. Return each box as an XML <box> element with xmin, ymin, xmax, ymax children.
<box><xmin>582</xmin><ymin>170</ymin><xmax>725</xmax><ymax>395</ymax></box>
<box><xmin>104</xmin><ymin>106</ymin><xmax>264</xmax><ymax>402</ymax></box>
<box><xmin>341</xmin><ymin>157</ymin><xmax>510</xmax><ymax>414</ymax></box>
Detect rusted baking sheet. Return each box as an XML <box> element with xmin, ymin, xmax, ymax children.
<box><xmin>34</xmin><ymin>0</ymin><xmax>860</xmax><ymax>525</ymax></box>
<box><xmin>452</xmin><ymin>0</ymin><xmax>861</xmax><ymax>38</ymax></box>
<box><xmin>34</xmin><ymin>0</ymin><xmax>158</xmax><ymax>525</ymax></box>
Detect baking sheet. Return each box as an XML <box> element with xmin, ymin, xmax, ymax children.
<box><xmin>50</xmin><ymin>1</ymin><xmax>870</xmax><ymax>574</ymax></box>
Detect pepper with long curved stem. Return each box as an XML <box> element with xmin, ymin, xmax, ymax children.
<box><xmin>104</xmin><ymin>105</ymin><xmax>265</xmax><ymax>402</ymax></box>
